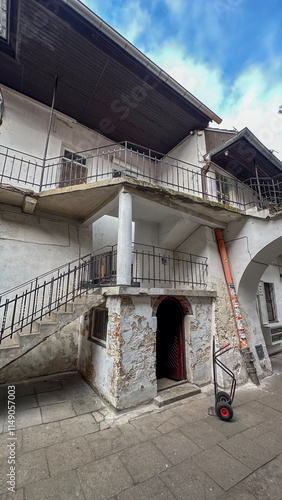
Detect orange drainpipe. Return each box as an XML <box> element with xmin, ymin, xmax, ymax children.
<box><xmin>215</xmin><ymin>228</ymin><xmax>248</xmax><ymax>350</ymax></box>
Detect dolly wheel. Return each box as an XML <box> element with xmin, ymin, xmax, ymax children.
<box><xmin>216</xmin><ymin>402</ymin><xmax>233</xmax><ymax>422</ymax></box>
<box><xmin>217</xmin><ymin>391</ymin><xmax>231</xmax><ymax>404</ymax></box>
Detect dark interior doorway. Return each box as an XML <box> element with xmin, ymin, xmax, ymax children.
<box><xmin>156</xmin><ymin>297</ymin><xmax>186</xmax><ymax>381</ymax></box>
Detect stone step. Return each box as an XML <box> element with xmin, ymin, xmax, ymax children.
<box><xmin>153</xmin><ymin>382</ymin><xmax>201</xmax><ymax>407</ymax></box>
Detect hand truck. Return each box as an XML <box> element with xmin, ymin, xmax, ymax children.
<box><xmin>208</xmin><ymin>335</ymin><xmax>236</xmax><ymax>421</ymax></box>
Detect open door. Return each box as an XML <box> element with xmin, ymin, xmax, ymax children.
<box><xmin>156</xmin><ymin>297</ymin><xmax>186</xmax><ymax>381</ymax></box>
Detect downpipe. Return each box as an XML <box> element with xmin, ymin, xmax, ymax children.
<box><xmin>215</xmin><ymin>229</ymin><xmax>259</xmax><ymax>385</ymax></box>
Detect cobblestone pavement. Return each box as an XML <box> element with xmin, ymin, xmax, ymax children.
<box><xmin>0</xmin><ymin>352</ymin><xmax>282</xmax><ymax>499</ymax></box>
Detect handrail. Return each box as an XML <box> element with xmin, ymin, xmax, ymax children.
<box><xmin>0</xmin><ymin>243</ymin><xmax>208</xmax><ymax>342</ymax></box>
<box><xmin>1</xmin><ymin>141</ymin><xmax>282</xmax><ymax>211</ymax></box>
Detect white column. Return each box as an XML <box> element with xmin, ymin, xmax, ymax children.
<box><xmin>117</xmin><ymin>190</ymin><xmax>132</xmax><ymax>285</ymax></box>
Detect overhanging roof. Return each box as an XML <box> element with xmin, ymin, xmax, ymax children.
<box><xmin>205</xmin><ymin>128</ymin><xmax>282</xmax><ymax>181</ymax></box>
<box><xmin>0</xmin><ymin>0</ymin><xmax>221</xmax><ymax>154</ymax></box>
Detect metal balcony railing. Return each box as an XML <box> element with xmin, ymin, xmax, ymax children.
<box><xmin>1</xmin><ymin>142</ymin><xmax>282</xmax><ymax>211</ymax></box>
<box><xmin>0</xmin><ymin>244</ymin><xmax>207</xmax><ymax>342</ymax></box>
<box><xmin>131</xmin><ymin>243</ymin><xmax>208</xmax><ymax>288</ymax></box>
<box><xmin>245</xmin><ymin>176</ymin><xmax>282</xmax><ymax>211</ymax></box>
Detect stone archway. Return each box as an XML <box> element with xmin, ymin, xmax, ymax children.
<box><xmin>151</xmin><ymin>295</ymin><xmax>193</xmax><ymax>317</ymax></box>
<box><xmin>237</xmin><ymin>238</ymin><xmax>282</xmax><ymax>376</ymax></box>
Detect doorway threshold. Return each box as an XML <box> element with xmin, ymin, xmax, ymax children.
<box><xmin>157</xmin><ymin>378</ymin><xmax>188</xmax><ymax>392</ymax></box>
<box><xmin>154</xmin><ymin>381</ymin><xmax>201</xmax><ymax>407</ymax></box>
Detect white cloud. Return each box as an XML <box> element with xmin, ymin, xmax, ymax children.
<box><xmin>111</xmin><ymin>2</ymin><xmax>151</xmax><ymax>45</ymax></box>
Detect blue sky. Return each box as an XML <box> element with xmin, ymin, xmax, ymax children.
<box><xmin>82</xmin><ymin>0</ymin><xmax>282</xmax><ymax>157</ymax></box>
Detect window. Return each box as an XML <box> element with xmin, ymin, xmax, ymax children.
<box><xmin>0</xmin><ymin>0</ymin><xmax>8</xmax><ymax>40</ymax></box>
<box><xmin>88</xmin><ymin>307</ymin><xmax>108</xmax><ymax>346</ymax></box>
<box><xmin>215</xmin><ymin>172</ymin><xmax>230</xmax><ymax>204</ymax></box>
<box><xmin>264</xmin><ymin>283</ymin><xmax>277</xmax><ymax>322</ymax></box>
<box><xmin>0</xmin><ymin>88</ymin><xmax>3</xmax><ymax>124</ymax></box>
<box><xmin>59</xmin><ymin>150</ymin><xmax>87</xmax><ymax>187</ymax></box>
<box><xmin>0</xmin><ymin>0</ymin><xmax>17</xmax><ymax>57</ymax></box>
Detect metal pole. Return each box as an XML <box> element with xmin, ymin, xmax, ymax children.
<box><xmin>254</xmin><ymin>161</ymin><xmax>263</xmax><ymax>209</ymax></box>
<box><xmin>40</xmin><ymin>76</ymin><xmax>58</xmax><ymax>190</ymax></box>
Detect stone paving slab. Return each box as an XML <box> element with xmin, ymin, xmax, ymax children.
<box><xmin>41</xmin><ymin>402</ymin><xmax>76</xmax><ymax>423</ymax></box>
<box><xmin>60</xmin><ymin>414</ymin><xmax>99</xmax><ymax>439</ymax></box>
<box><xmin>116</xmin><ymin>476</ymin><xmax>176</xmax><ymax>500</ymax></box>
<box><xmin>0</xmin><ymin>488</ymin><xmax>24</xmax><ymax>500</ymax></box>
<box><xmin>4</xmin><ymin>407</ymin><xmax>42</xmax><ymax>431</ymax></box>
<box><xmin>218</xmin><ymin>433</ymin><xmax>275</xmax><ymax>470</ymax></box>
<box><xmin>34</xmin><ymin>380</ymin><xmax>63</xmax><ymax>394</ymax></box>
<box><xmin>192</xmin><ymin>445</ymin><xmax>252</xmax><ymax>491</ymax></box>
<box><xmin>22</xmin><ymin>422</ymin><xmax>64</xmax><ymax>452</ymax></box>
<box><xmin>230</xmin><ymin>453</ymin><xmax>282</xmax><ymax>500</ymax></box>
<box><xmin>15</xmin><ymin>395</ymin><xmax>38</xmax><ymax>411</ymax></box>
<box><xmin>45</xmin><ymin>436</ymin><xmax>92</xmax><ymax>476</ymax></box>
<box><xmin>160</xmin><ymin>458</ymin><xmax>224</xmax><ymax>500</ymax></box>
<box><xmin>118</xmin><ymin>441</ymin><xmax>172</xmax><ymax>483</ymax></box>
<box><xmin>37</xmin><ymin>390</ymin><xmax>68</xmax><ymax>406</ymax></box>
<box><xmin>153</xmin><ymin>429</ymin><xmax>202</xmax><ymax>464</ymax></box>
<box><xmin>24</xmin><ymin>471</ymin><xmax>85</xmax><ymax>500</ymax></box>
<box><xmin>16</xmin><ymin>449</ymin><xmax>49</xmax><ymax>489</ymax></box>
<box><xmin>77</xmin><ymin>454</ymin><xmax>133</xmax><ymax>500</ymax></box>
<box><xmin>180</xmin><ymin>420</ymin><xmax>226</xmax><ymax>449</ymax></box>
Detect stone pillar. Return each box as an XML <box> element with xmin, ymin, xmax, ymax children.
<box><xmin>117</xmin><ymin>189</ymin><xmax>132</xmax><ymax>285</ymax></box>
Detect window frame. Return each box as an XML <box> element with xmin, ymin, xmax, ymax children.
<box><xmin>59</xmin><ymin>149</ymin><xmax>87</xmax><ymax>187</ymax></box>
<box><xmin>88</xmin><ymin>306</ymin><xmax>108</xmax><ymax>347</ymax></box>
<box><xmin>0</xmin><ymin>0</ymin><xmax>18</xmax><ymax>57</ymax></box>
<box><xmin>264</xmin><ymin>282</ymin><xmax>278</xmax><ymax>323</ymax></box>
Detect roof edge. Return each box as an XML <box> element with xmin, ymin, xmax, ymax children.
<box><xmin>61</xmin><ymin>0</ymin><xmax>222</xmax><ymax>125</ymax></box>
<box><xmin>205</xmin><ymin>127</ymin><xmax>282</xmax><ymax>172</ymax></box>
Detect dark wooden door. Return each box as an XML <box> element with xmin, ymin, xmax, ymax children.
<box><xmin>156</xmin><ymin>298</ymin><xmax>186</xmax><ymax>381</ymax></box>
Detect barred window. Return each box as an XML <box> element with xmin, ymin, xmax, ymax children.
<box><xmin>88</xmin><ymin>307</ymin><xmax>108</xmax><ymax>346</ymax></box>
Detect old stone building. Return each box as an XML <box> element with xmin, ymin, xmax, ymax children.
<box><xmin>0</xmin><ymin>0</ymin><xmax>282</xmax><ymax>410</ymax></box>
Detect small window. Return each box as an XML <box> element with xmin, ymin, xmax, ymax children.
<box><xmin>88</xmin><ymin>307</ymin><xmax>108</xmax><ymax>346</ymax></box>
<box><xmin>216</xmin><ymin>172</ymin><xmax>229</xmax><ymax>204</ymax></box>
<box><xmin>264</xmin><ymin>283</ymin><xmax>277</xmax><ymax>322</ymax></box>
<box><xmin>59</xmin><ymin>149</ymin><xmax>87</xmax><ymax>187</ymax></box>
<box><xmin>0</xmin><ymin>0</ymin><xmax>8</xmax><ymax>41</ymax></box>
<box><xmin>0</xmin><ymin>88</ymin><xmax>3</xmax><ymax>124</ymax></box>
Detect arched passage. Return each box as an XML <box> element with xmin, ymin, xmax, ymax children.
<box><xmin>156</xmin><ymin>297</ymin><xmax>186</xmax><ymax>381</ymax></box>
<box><xmin>237</xmin><ymin>236</ymin><xmax>282</xmax><ymax>371</ymax></box>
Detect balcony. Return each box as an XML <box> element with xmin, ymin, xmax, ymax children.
<box><xmin>1</xmin><ymin>142</ymin><xmax>281</xmax><ymax>212</ymax></box>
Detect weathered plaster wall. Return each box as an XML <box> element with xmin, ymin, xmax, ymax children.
<box><xmin>187</xmin><ymin>296</ymin><xmax>213</xmax><ymax>386</ymax></box>
<box><xmin>117</xmin><ymin>296</ymin><xmax>157</xmax><ymax>409</ymax></box>
<box><xmin>166</xmin><ymin>130</ymin><xmax>206</xmax><ymax>166</ymax></box>
<box><xmin>224</xmin><ymin>216</ymin><xmax>282</xmax><ymax>376</ymax></box>
<box><xmin>178</xmin><ymin>225</ymin><xmax>248</xmax><ymax>385</ymax></box>
<box><xmin>257</xmin><ymin>258</ymin><xmax>282</xmax><ymax>355</ymax></box>
<box><xmin>0</xmin><ymin>205</ymin><xmax>92</xmax><ymax>293</ymax></box>
<box><xmin>92</xmin><ymin>216</ymin><xmax>119</xmax><ymax>253</ymax></box>
<box><xmin>0</xmin><ymin>320</ymin><xmax>79</xmax><ymax>384</ymax></box>
<box><xmin>78</xmin><ymin>297</ymin><xmax>118</xmax><ymax>408</ymax></box>
<box><xmin>78</xmin><ymin>294</ymin><xmax>157</xmax><ymax>410</ymax></box>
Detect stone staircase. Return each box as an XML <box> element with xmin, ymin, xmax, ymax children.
<box><xmin>0</xmin><ymin>293</ymin><xmax>104</xmax><ymax>370</ymax></box>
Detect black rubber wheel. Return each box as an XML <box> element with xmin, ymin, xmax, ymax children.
<box><xmin>216</xmin><ymin>401</ymin><xmax>233</xmax><ymax>422</ymax></box>
<box><xmin>217</xmin><ymin>391</ymin><xmax>231</xmax><ymax>404</ymax></box>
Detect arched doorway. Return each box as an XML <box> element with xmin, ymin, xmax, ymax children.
<box><xmin>156</xmin><ymin>297</ymin><xmax>186</xmax><ymax>381</ymax></box>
